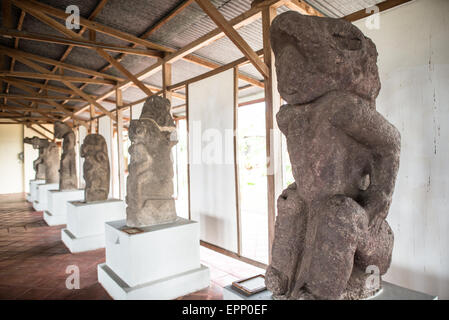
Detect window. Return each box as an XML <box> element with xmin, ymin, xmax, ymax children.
<box><xmin>237</xmin><ymin>102</ymin><xmax>268</xmax><ymax>264</ymax></box>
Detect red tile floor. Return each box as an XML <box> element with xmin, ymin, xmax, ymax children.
<box><xmin>0</xmin><ymin>193</ymin><xmax>264</xmax><ymax>300</ymax></box>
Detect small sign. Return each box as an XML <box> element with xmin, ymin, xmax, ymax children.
<box><xmin>231</xmin><ymin>274</ymin><xmax>266</xmax><ymax>296</ymax></box>
<box><xmin>120</xmin><ymin>226</ymin><xmax>144</xmax><ymax>235</ymax></box>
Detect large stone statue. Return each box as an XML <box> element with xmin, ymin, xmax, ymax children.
<box><xmin>126</xmin><ymin>95</ymin><xmax>178</xmax><ymax>227</ymax></box>
<box><xmin>265</xmin><ymin>12</ymin><xmax>401</xmax><ymax>300</ymax></box>
<box><xmin>80</xmin><ymin>134</ymin><xmax>110</xmax><ymax>202</ymax></box>
<box><xmin>54</xmin><ymin>121</ymin><xmax>77</xmax><ymax>190</ymax></box>
<box><xmin>24</xmin><ymin>136</ymin><xmax>59</xmax><ymax>183</ymax></box>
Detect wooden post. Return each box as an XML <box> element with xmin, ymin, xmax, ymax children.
<box><xmin>262</xmin><ymin>5</ymin><xmax>282</xmax><ymax>263</ymax></box>
<box><xmin>233</xmin><ymin>66</ymin><xmax>242</xmax><ymax>256</ymax></box>
<box><xmin>186</xmin><ymin>84</ymin><xmax>191</xmax><ymax>220</ymax></box>
<box><xmin>116</xmin><ymin>88</ymin><xmax>125</xmax><ymax>200</ymax></box>
<box><xmin>89</xmin><ymin>104</ymin><xmax>95</xmax><ymax>133</ymax></box>
<box><xmin>162</xmin><ymin>62</ymin><xmax>172</xmax><ymax>103</ymax></box>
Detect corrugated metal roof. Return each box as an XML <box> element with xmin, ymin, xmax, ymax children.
<box><xmin>0</xmin><ymin>0</ymin><xmax>390</xmax><ymax>121</ymax></box>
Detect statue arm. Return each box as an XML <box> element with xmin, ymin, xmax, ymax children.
<box><xmin>331</xmin><ymin>99</ymin><xmax>401</xmax><ymax>230</ymax></box>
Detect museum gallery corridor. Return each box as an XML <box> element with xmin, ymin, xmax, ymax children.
<box><xmin>0</xmin><ymin>193</ymin><xmax>262</xmax><ymax>300</ymax></box>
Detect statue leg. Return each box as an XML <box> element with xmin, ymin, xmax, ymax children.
<box><xmin>295</xmin><ymin>195</ymin><xmax>369</xmax><ymax>299</ymax></box>
<box><xmin>266</xmin><ymin>183</ymin><xmax>307</xmax><ymax>298</ymax></box>
<box><xmin>355</xmin><ymin>219</ymin><xmax>394</xmax><ymax>275</ymax></box>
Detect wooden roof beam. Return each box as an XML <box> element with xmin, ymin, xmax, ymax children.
<box><xmin>195</xmin><ymin>0</ymin><xmax>268</xmax><ymax>78</ymax></box>
<box><xmin>0</xmin><ymin>94</ymin><xmax>88</xmax><ymax>102</ymax></box>
<box><xmin>30</xmin><ymin>0</ymin><xmax>109</xmax><ymax>111</ymax></box>
<box><xmin>0</xmin><ymin>28</ymin><xmax>164</xmax><ymax>58</ymax></box>
<box><xmin>72</xmin><ymin>0</ymin><xmax>287</xmax><ymax>118</ymax></box>
<box><xmin>0</xmin><ymin>71</ymin><xmax>115</xmax><ymax>85</ymax></box>
<box><xmin>283</xmin><ymin>0</ymin><xmax>324</xmax><ymax>16</ymax></box>
<box><xmin>13</xmin><ymin>0</ymin><xmax>173</xmax><ymax>52</ymax></box>
<box><xmin>0</xmin><ymin>44</ymin><xmax>124</xmax><ymax>82</ymax></box>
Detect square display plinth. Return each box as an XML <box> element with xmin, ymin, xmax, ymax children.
<box><xmin>98</xmin><ymin>218</ymin><xmax>210</xmax><ymax>300</ymax></box>
<box><xmin>61</xmin><ymin>199</ymin><xmax>126</xmax><ymax>253</ymax></box>
<box><xmin>33</xmin><ymin>183</ymin><xmax>58</xmax><ymax>211</ymax></box>
<box><xmin>28</xmin><ymin>179</ymin><xmax>45</xmax><ymax>202</ymax></box>
<box><xmin>43</xmin><ymin>189</ymin><xmax>84</xmax><ymax>226</ymax></box>
<box><xmin>222</xmin><ymin>282</ymin><xmax>438</xmax><ymax>300</ymax></box>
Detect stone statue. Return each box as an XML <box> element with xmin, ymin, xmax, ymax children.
<box><xmin>24</xmin><ymin>136</ymin><xmax>59</xmax><ymax>183</ymax></box>
<box><xmin>80</xmin><ymin>134</ymin><xmax>110</xmax><ymax>202</ymax></box>
<box><xmin>24</xmin><ymin>136</ymin><xmax>47</xmax><ymax>180</ymax></box>
<box><xmin>265</xmin><ymin>12</ymin><xmax>401</xmax><ymax>300</ymax></box>
<box><xmin>54</xmin><ymin>121</ymin><xmax>77</xmax><ymax>190</ymax></box>
<box><xmin>126</xmin><ymin>95</ymin><xmax>178</xmax><ymax>227</ymax></box>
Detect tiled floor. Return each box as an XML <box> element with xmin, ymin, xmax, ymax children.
<box><xmin>0</xmin><ymin>193</ymin><xmax>264</xmax><ymax>300</ymax></box>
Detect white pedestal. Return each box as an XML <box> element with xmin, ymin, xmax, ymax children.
<box><xmin>43</xmin><ymin>189</ymin><xmax>84</xmax><ymax>226</ymax></box>
<box><xmin>33</xmin><ymin>183</ymin><xmax>58</xmax><ymax>211</ymax></box>
<box><xmin>98</xmin><ymin>218</ymin><xmax>210</xmax><ymax>300</ymax></box>
<box><xmin>28</xmin><ymin>179</ymin><xmax>45</xmax><ymax>202</ymax></box>
<box><xmin>223</xmin><ymin>281</ymin><xmax>438</xmax><ymax>300</ymax></box>
<box><xmin>61</xmin><ymin>199</ymin><xmax>126</xmax><ymax>253</ymax></box>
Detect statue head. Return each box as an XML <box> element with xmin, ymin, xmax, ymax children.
<box><xmin>81</xmin><ymin>134</ymin><xmax>108</xmax><ymax>162</ymax></box>
<box><xmin>54</xmin><ymin>121</ymin><xmax>72</xmax><ymax>139</ymax></box>
<box><xmin>24</xmin><ymin>136</ymin><xmax>49</xmax><ymax>150</ymax></box>
<box><xmin>270</xmin><ymin>11</ymin><xmax>380</xmax><ymax>104</ymax></box>
<box><xmin>140</xmin><ymin>95</ymin><xmax>175</xmax><ymax>130</ymax></box>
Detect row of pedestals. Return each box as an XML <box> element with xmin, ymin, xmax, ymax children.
<box><xmin>27</xmin><ymin>180</ymin><xmax>210</xmax><ymax>300</ymax></box>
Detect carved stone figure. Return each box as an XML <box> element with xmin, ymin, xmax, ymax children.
<box><xmin>265</xmin><ymin>12</ymin><xmax>401</xmax><ymax>300</ymax></box>
<box><xmin>54</xmin><ymin>121</ymin><xmax>77</xmax><ymax>190</ymax></box>
<box><xmin>80</xmin><ymin>134</ymin><xmax>110</xmax><ymax>202</ymax></box>
<box><xmin>24</xmin><ymin>137</ymin><xmax>47</xmax><ymax>180</ymax></box>
<box><xmin>126</xmin><ymin>95</ymin><xmax>178</xmax><ymax>227</ymax></box>
<box><xmin>24</xmin><ymin>136</ymin><xmax>59</xmax><ymax>183</ymax></box>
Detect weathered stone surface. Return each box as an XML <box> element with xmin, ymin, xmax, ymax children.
<box><xmin>265</xmin><ymin>12</ymin><xmax>400</xmax><ymax>300</ymax></box>
<box><xmin>24</xmin><ymin>136</ymin><xmax>59</xmax><ymax>183</ymax></box>
<box><xmin>24</xmin><ymin>137</ymin><xmax>47</xmax><ymax>180</ymax></box>
<box><xmin>126</xmin><ymin>95</ymin><xmax>178</xmax><ymax>227</ymax></box>
<box><xmin>54</xmin><ymin>121</ymin><xmax>77</xmax><ymax>190</ymax></box>
<box><xmin>81</xmin><ymin>134</ymin><xmax>110</xmax><ymax>203</ymax></box>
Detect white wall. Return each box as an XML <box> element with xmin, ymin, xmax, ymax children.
<box><xmin>354</xmin><ymin>0</ymin><xmax>449</xmax><ymax>299</ymax></box>
<box><xmin>23</xmin><ymin>125</ymin><xmax>54</xmax><ymax>192</ymax></box>
<box><xmin>0</xmin><ymin>125</ymin><xmax>24</xmax><ymax>194</ymax></box>
<box><xmin>188</xmin><ymin>69</ymin><xmax>239</xmax><ymax>253</ymax></box>
<box><xmin>99</xmin><ymin>117</ymin><xmax>114</xmax><ymax>198</ymax></box>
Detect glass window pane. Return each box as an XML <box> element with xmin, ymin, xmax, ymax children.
<box><xmin>237</xmin><ymin>102</ymin><xmax>268</xmax><ymax>264</ymax></box>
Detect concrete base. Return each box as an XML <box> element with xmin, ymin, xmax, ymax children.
<box><xmin>223</xmin><ymin>281</ymin><xmax>438</xmax><ymax>300</ymax></box>
<box><xmin>98</xmin><ymin>263</ymin><xmax>210</xmax><ymax>300</ymax></box>
<box><xmin>98</xmin><ymin>218</ymin><xmax>210</xmax><ymax>300</ymax></box>
<box><xmin>33</xmin><ymin>183</ymin><xmax>58</xmax><ymax>211</ymax></box>
<box><xmin>43</xmin><ymin>189</ymin><xmax>84</xmax><ymax>226</ymax></box>
<box><xmin>61</xmin><ymin>199</ymin><xmax>125</xmax><ymax>253</ymax></box>
<box><xmin>29</xmin><ymin>179</ymin><xmax>45</xmax><ymax>203</ymax></box>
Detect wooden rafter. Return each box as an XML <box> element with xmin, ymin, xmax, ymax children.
<box><xmin>13</xmin><ymin>54</ymin><xmax>114</xmax><ymax>120</ymax></box>
<box><xmin>167</xmin><ymin>49</ymin><xmax>264</xmax><ymax>91</ymax></box>
<box><xmin>195</xmin><ymin>0</ymin><xmax>268</xmax><ymax>78</ymax></box>
<box><xmin>14</xmin><ymin>2</ymin><xmax>155</xmax><ymax>100</ymax></box>
<box><xmin>283</xmin><ymin>0</ymin><xmax>324</xmax><ymax>16</ymax></box>
<box><xmin>4</xmin><ymin>10</ymin><xmax>25</xmax><ymax>105</ymax></box>
<box><xmin>0</xmin><ymin>94</ymin><xmax>87</xmax><ymax>102</ymax></box>
<box><xmin>0</xmin><ymin>45</ymin><xmax>124</xmax><ymax>82</ymax></box>
<box><xmin>143</xmin><ymin>0</ymin><xmax>195</xmax><ymax>38</ymax></box>
<box><xmin>1</xmin><ymin>77</ymin><xmax>93</xmax><ymax>96</ymax></box>
<box><xmin>72</xmin><ymin>0</ymin><xmax>285</xmax><ymax>120</ymax></box>
<box><xmin>343</xmin><ymin>0</ymin><xmax>412</xmax><ymax>21</ymax></box>
<box><xmin>13</xmin><ymin>0</ymin><xmax>171</xmax><ymax>52</ymax></box>
<box><xmin>0</xmin><ymin>71</ymin><xmax>115</xmax><ymax>85</ymax></box>
<box><xmin>0</xmin><ymin>28</ymin><xmax>164</xmax><ymax>58</ymax></box>
<box><xmin>26</xmin><ymin>0</ymin><xmax>109</xmax><ymax>113</ymax></box>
